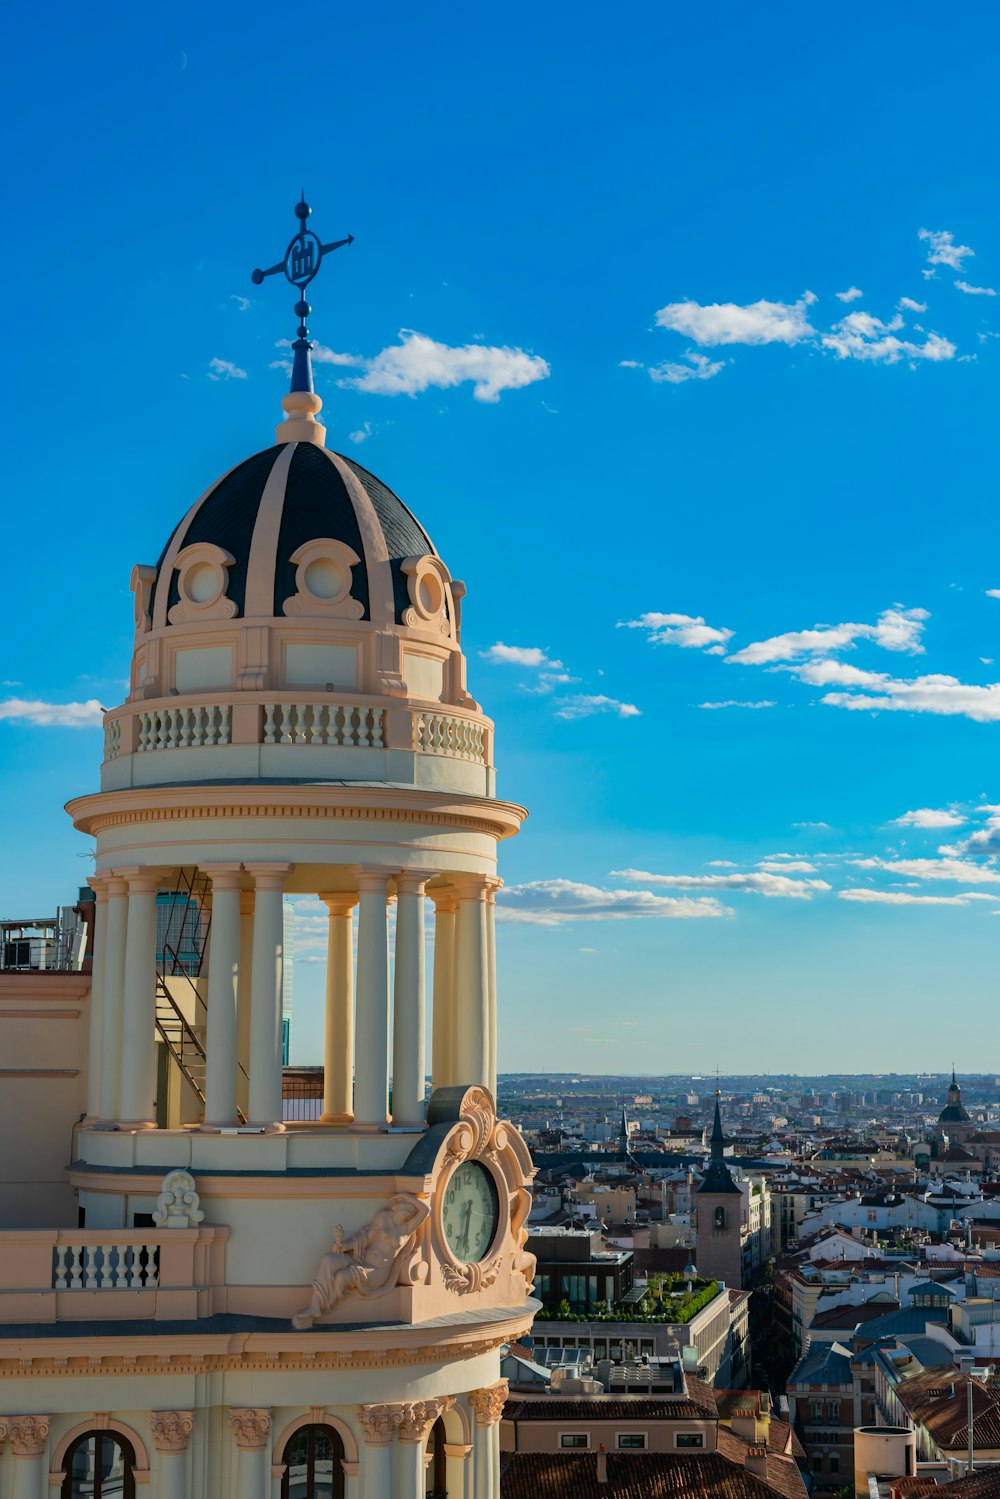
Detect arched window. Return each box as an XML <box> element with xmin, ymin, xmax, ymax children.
<box><xmin>62</xmin><ymin>1431</ymin><xmax>136</xmax><ymax>1499</ymax></box>
<box><xmin>714</xmin><ymin>1205</ymin><xmax>726</xmax><ymax>1230</ymax></box>
<box><xmin>281</xmin><ymin>1424</ymin><xmax>345</xmax><ymax>1499</ymax></box>
<box><xmin>426</xmin><ymin>1417</ymin><xmax>447</xmax><ymax>1498</ymax></box>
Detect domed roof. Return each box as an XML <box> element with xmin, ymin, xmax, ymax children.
<box><xmin>150</xmin><ymin>442</ymin><xmax>437</xmax><ymax>629</ymax></box>
<box><xmin>938</xmin><ymin>1103</ymin><xmax>971</xmax><ymax>1124</ymax></box>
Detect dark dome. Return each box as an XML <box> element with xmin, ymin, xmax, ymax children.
<box><xmin>938</xmin><ymin>1104</ymin><xmax>971</xmax><ymax>1123</ymax></box>
<box><xmin>151</xmin><ymin>443</ymin><xmax>436</xmax><ymax>627</ymax></box>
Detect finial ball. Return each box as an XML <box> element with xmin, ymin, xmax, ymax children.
<box><xmin>251</xmin><ymin>268</ymin><xmax>264</xmax><ymax>285</ymax></box>
<box><xmin>295</xmin><ymin>300</ymin><xmax>311</xmax><ymax>318</ymax></box>
<box><xmin>295</xmin><ymin>199</ymin><xmax>312</xmax><ymax>221</ymax></box>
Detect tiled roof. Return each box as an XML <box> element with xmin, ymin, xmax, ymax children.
<box><xmin>810</xmin><ymin>1299</ymin><xmax>899</xmax><ymax>1330</ymax></box>
<box><xmin>895</xmin><ymin>1368</ymin><xmax>1000</xmax><ymax>1451</ymax></box>
<box><xmin>499</xmin><ymin>1450</ymin><xmax>807</xmax><ymax>1499</ymax></box>
<box><xmin>506</xmin><ymin>1391</ymin><xmax>716</xmax><ymax>1423</ymax></box>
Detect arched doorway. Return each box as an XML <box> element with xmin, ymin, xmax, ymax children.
<box><xmin>426</xmin><ymin>1417</ymin><xmax>448</xmax><ymax>1498</ymax></box>
<box><xmin>280</xmin><ymin>1423</ymin><xmax>345</xmax><ymax>1499</ymax></box>
<box><xmin>62</xmin><ymin>1431</ymin><xmax>137</xmax><ymax>1498</ymax></box>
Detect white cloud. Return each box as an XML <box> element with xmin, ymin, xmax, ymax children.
<box><xmin>727</xmin><ymin>606</ymin><xmax>927</xmax><ymax>665</ymax></box>
<box><xmin>341</xmin><ymin>329</ymin><xmax>549</xmax><ymax>403</ymax></box>
<box><xmin>274</xmin><ymin>339</ymin><xmax>357</xmax><ymax>368</ymax></box>
<box><xmin>481</xmin><ymin>643</ymin><xmax>563</xmax><ymax>671</ymax></box>
<box><xmin>955</xmin><ymin>281</ymin><xmax>995</xmax><ymax>297</ymax></box>
<box><xmin>839</xmin><ymin>888</ymin><xmax>993</xmax><ymax>906</ymax></box>
<box><xmin>919</xmin><ymin>228</ymin><xmax>974</xmax><ymax>272</ymax></box>
<box><xmin>698</xmin><ymin>699</ymin><xmax>776</xmax><ymax>710</ymax></box>
<box><xmin>554</xmin><ymin>695</ymin><xmax>641</xmax><ymax>721</ymax></box>
<box><xmin>836</xmin><ymin>287</ymin><xmax>864</xmax><ymax>302</ymax></box>
<box><xmin>230</xmin><ymin>294</ymin><xmax>252</xmax><ymax>312</ymax></box>
<box><xmin>898</xmin><ymin>297</ymin><xmax>927</xmax><ymax>312</ymax></box>
<box><xmin>758</xmin><ymin>860</ymin><xmax>817</xmax><ymax>873</ymax></box>
<box><xmin>620</xmin><ymin>612</ymin><xmax>733</xmax><ymax>654</ymax></box>
<box><xmin>986</xmin><ymin>590</ymin><xmax>1000</xmax><ymax>600</ymax></box>
<box><xmin>208</xmin><ymin>357</ymin><xmax>247</xmax><ymax>381</ymax></box>
<box><xmin>348</xmin><ymin>421</ymin><xmax>373</xmax><ymax>444</ymax></box>
<box><xmin>794</xmin><ymin>821</ymin><xmax>830</xmax><ymax>829</ymax></box>
<box><xmin>612</xmin><ymin>866</ymin><xmax>830</xmax><ymax>900</ymax></box>
<box><xmin>893</xmin><ymin>808</ymin><xmax>965</xmax><ymax>829</ymax></box>
<box><xmin>497</xmin><ymin>879</ymin><xmax>728</xmax><ymax>925</ymax></box>
<box><xmin>0</xmin><ymin>698</ymin><xmax>103</xmax><ymax>728</ymax></box>
<box><xmin>850</xmin><ymin>856</ymin><xmax>1000</xmax><ymax>884</ymax></box>
<box><xmin>655</xmin><ymin>293</ymin><xmax>817</xmax><ymax>347</ymax></box>
<box><xmin>821</xmin><ymin>311</ymin><xmax>955</xmax><ymax>364</ymax></box>
<box><xmin>648</xmin><ymin>352</ymin><xmax>726</xmax><ymax>385</ymax></box>
<box><xmin>821</xmin><ymin>673</ymin><xmax>1000</xmax><ymax>722</ymax></box>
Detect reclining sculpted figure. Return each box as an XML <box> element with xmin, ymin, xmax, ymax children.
<box><xmin>292</xmin><ymin>1193</ymin><xmax>430</xmax><ymax>1329</ymax></box>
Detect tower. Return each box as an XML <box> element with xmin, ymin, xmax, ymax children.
<box><xmin>0</xmin><ymin>200</ymin><xmax>537</xmax><ymax>1499</ymax></box>
<box><xmin>935</xmin><ymin>1065</ymin><xmax>973</xmax><ymax>1143</ymax></box>
<box><xmin>694</xmin><ymin>1093</ymin><xmax>744</xmax><ymax>1289</ymax></box>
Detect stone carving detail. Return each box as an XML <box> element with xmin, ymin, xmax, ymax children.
<box><xmin>396</xmin><ymin>1396</ymin><xmax>454</xmax><ymax>1444</ymax></box>
<box><xmin>292</xmin><ymin>1193</ymin><xmax>430</xmax><ymax>1329</ymax></box>
<box><xmin>357</xmin><ymin>1404</ymin><xmax>404</xmax><ymax>1447</ymax></box>
<box><xmin>441</xmin><ymin>1257</ymin><xmax>501</xmax><ymax>1295</ymax></box>
<box><xmin>510</xmin><ymin>1186</ymin><xmax>537</xmax><ymax>1293</ymax></box>
<box><xmin>9</xmin><ymin>1415</ymin><xmax>51</xmax><ymax>1456</ymax></box>
<box><xmin>227</xmin><ymin>1408</ymin><xmax>272</xmax><ymax>1450</ymax></box>
<box><xmin>153</xmin><ymin>1169</ymin><xmax>204</xmax><ymax>1229</ymax></box>
<box><xmin>469</xmin><ymin>1381</ymin><xmax>508</xmax><ymax>1428</ymax></box>
<box><xmin>151</xmin><ymin>1411</ymin><xmax>195</xmax><ymax>1453</ymax></box>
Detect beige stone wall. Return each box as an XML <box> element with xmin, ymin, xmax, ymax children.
<box><xmin>0</xmin><ymin>973</ymin><xmax>91</xmax><ymax>1228</ymax></box>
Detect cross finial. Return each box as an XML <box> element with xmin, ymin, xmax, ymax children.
<box><xmin>251</xmin><ymin>195</ymin><xmax>354</xmax><ymax>398</ymax></box>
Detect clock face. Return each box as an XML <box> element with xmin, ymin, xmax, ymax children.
<box><xmin>441</xmin><ymin>1160</ymin><xmax>500</xmax><ymax>1264</ymax></box>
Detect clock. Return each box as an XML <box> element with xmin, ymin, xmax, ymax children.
<box><xmin>441</xmin><ymin>1160</ymin><xmax>500</xmax><ymax>1263</ymax></box>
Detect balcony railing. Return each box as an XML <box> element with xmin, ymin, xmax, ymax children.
<box><xmin>53</xmin><ymin>1239</ymin><xmax>159</xmax><ymax>1290</ymax></box>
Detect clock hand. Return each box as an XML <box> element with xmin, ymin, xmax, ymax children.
<box><xmin>459</xmin><ymin>1199</ymin><xmax>473</xmax><ymax>1252</ymax></box>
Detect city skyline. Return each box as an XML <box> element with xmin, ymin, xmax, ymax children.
<box><xmin>7</xmin><ymin>1</ymin><xmax>1000</xmax><ymax>1071</ymax></box>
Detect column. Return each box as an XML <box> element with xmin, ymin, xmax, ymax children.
<box><xmin>485</xmin><ymin>879</ymin><xmax>500</xmax><ymax>1100</ymax></box>
<box><xmin>430</xmin><ymin>888</ymin><xmax>457</xmax><ymax>1091</ymax></box>
<box><xmin>392</xmin><ymin>872</ymin><xmax>428</xmax><ymax>1127</ymax></box>
<box><xmin>245</xmin><ymin>865</ymin><xmax>290</xmax><ymax>1128</ymax></box>
<box><xmin>9</xmin><ymin>1416</ymin><xmax>50</xmax><ymax>1499</ymax></box>
<box><xmin>394</xmin><ymin>1400</ymin><xmax>451</xmax><ymax>1499</ymax></box>
<box><xmin>150</xmin><ymin>1411</ymin><xmax>194</xmax><ymax>1499</ymax></box>
<box><xmin>353</xmin><ymin>870</ymin><xmax>392</xmax><ymax>1128</ymax></box>
<box><xmin>453</xmin><ymin>876</ymin><xmax>490</xmax><ymax>1089</ymax></box>
<box><xmin>469</xmin><ymin>1382</ymin><xmax>507</xmax><ymax>1499</ymax></box>
<box><xmin>445</xmin><ymin>1441</ymin><xmax>473</xmax><ymax>1499</ymax></box>
<box><xmin>319</xmin><ymin>893</ymin><xmax>357</xmax><ymax>1123</ymax></box>
<box><xmin>228</xmin><ymin>1409</ymin><xmax>271</xmax><ymax>1499</ymax></box>
<box><xmin>99</xmin><ymin>874</ymin><xmax>129</xmax><ymax>1121</ymax></box>
<box><xmin>237</xmin><ymin>890</ymin><xmax>254</xmax><ymax>1119</ymax></box>
<box><xmin>201</xmin><ymin>866</ymin><xmax>243</xmax><ymax>1127</ymax></box>
<box><xmin>356</xmin><ymin>1406</ymin><xmax>398</xmax><ymax>1499</ymax></box>
<box><xmin>118</xmin><ymin>868</ymin><xmax>162</xmax><ymax>1128</ymax></box>
<box><xmin>84</xmin><ymin>876</ymin><xmax>109</xmax><ymax>1121</ymax></box>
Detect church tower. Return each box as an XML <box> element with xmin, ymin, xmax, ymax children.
<box><xmin>0</xmin><ymin>200</ymin><xmax>537</xmax><ymax>1499</ymax></box>
<box><xmin>935</xmin><ymin>1066</ymin><xmax>974</xmax><ymax>1144</ymax></box>
<box><xmin>693</xmin><ymin>1093</ymin><xmax>744</xmax><ymax>1289</ymax></box>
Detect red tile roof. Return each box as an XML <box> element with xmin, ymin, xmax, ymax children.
<box><xmin>499</xmin><ymin>1450</ymin><xmax>807</xmax><ymax>1499</ymax></box>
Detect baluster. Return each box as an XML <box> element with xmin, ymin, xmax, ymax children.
<box><xmin>298</xmin><ymin>703</ymin><xmax>312</xmax><ymax>743</ymax></box>
<box><xmin>314</xmin><ymin>703</ymin><xmax>328</xmax><ymax>745</ymax></box>
<box><xmin>331</xmin><ymin>704</ymin><xmax>344</xmax><ymax>746</ymax></box>
<box><xmin>155</xmin><ymin>710</ymin><xmax>167</xmax><ymax>750</ymax></box>
<box><xmin>92</xmin><ymin>1244</ymin><xmax>107</xmax><ymax>1290</ymax></box>
<box><xmin>68</xmin><ymin>1244</ymin><xmax>83</xmax><ymax>1290</ymax></box>
<box><xmin>219</xmin><ymin>703</ymin><xmax>231</xmax><ymax>744</ymax></box>
<box><xmin>194</xmin><ymin>704</ymin><xmax>207</xmax><ymax>746</ymax></box>
<box><xmin>83</xmin><ymin>1245</ymin><xmax>98</xmax><ymax>1290</ymax></box>
<box><xmin>357</xmin><ymin>706</ymin><xmax>371</xmax><ymax>748</ymax></box>
<box><xmin>53</xmin><ymin>1244</ymin><xmax>69</xmax><ymax>1290</ymax></box>
<box><xmin>177</xmin><ymin>707</ymin><xmax>190</xmax><ymax>748</ymax></box>
<box><xmin>141</xmin><ymin>712</ymin><xmax>152</xmax><ymax>752</ymax></box>
<box><xmin>372</xmin><ymin>708</ymin><xmax>384</xmax><ymax>748</ymax></box>
<box><xmin>263</xmin><ymin>704</ymin><xmax>277</xmax><ymax>745</ymax></box>
<box><xmin>147</xmin><ymin>1245</ymin><xmax>160</xmax><ymax>1289</ymax></box>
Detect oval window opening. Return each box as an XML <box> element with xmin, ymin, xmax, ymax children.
<box><xmin>304</xmin><ymin>557</ymin><xmax>347</xmax><ymax>600</ymax></box>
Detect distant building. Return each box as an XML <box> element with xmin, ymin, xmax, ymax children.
<box><xmin>694</xmin><ymin>1096</ymin><xmax>772</xmax><ymax>1289</ymax></box>
<box><xmin>935</xmin><ymin>1068</ymin><xmax>974</xmax><ymax>1144</ymax></box>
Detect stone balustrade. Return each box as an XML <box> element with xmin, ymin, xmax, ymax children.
<box><xmin>52</xmin><ymin>1239</ymin><xmax>160</xmax><ymax>1290</ymax></box>
<box><xmin>263</xmin><ymin>701</ymin><xmax>383</xmax><ymax>747</ymax></box>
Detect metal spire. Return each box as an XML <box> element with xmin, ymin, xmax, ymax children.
<box><xmin>252</xmin><ymin>195</ymin><xmax>354</xmax><ymax>395</ymax></box>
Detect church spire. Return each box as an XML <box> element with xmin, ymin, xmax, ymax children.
<box><xmin>696</xmin><ymin>1088</ymin><xmax>740</xmax><ymax>1195</ymax></box>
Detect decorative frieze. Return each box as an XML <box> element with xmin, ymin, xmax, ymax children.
<box><xmin>151</xmin><ymin>1411</ymin><xmax>194</xmax><ymax>1453</ymax></box>
<box><xmin>9</xmin><ymin>1415</ymin><xmax>51</xmax><ymax>1456</ymax></box>
<box><xmin>227</xmin><ymin>1408</ymin><xmax>272</xmax><ymax>1450</ymax></box>
<box><xmin>469</xmin><ymin>1380</ymin><xmax>508</xmax><ymax>1428</ymax></box>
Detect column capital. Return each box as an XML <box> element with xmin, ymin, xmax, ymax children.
<box><xmin>201</xmin><ymin>863</ymin><xmax>244</xmax><ymax>893</ymax></box>
<box><xmin>244</xmin><ymin>863</ymin><xmax>291</xmax><ymax>893</ymax></box>
<box><xmin>357</xmin><ymin>1403</ymin><xmax>403</xmax><ymax>1446</ymax></box>
<box><xmin>9</xmin><ymin>1414</ymin><xmax>51</xmax><ymax>1456</ymax></box>
<box><xmin>484</xmin><ymin>876</ymin><xmax>503</xmax><ymax>904</ymax></box>
<box><xmin>113</xmin><ymin>866</ymin><xmax>168</xmax><ymax>895</ymax></box>
<box><xmin>396</xmin><ymin>1396</ymin><xmax>454</xmax><ymax>1444</ymax></box>
<box><xmin>444</xmin><ymin>1442</ymin><xmax>472</xmax><ymax>1460</ymax></box>
<box><xmin>428</xmin><ymin>884</ymin><xmax>459</xmax><ymax>914</ymax></box>
<box><xmin>151</xmin><ymin>1410</ymin><xmax>195</xmax><ymax>1453</ymax></box>
<box><xmin>396</xmin><ymin>870</ymin><xmax>432</xmax><ymax>898</ymax></box>
<box><xmin>469</xmin><ymin>1380</ymin><xmax>508</xmax><ymax>1427</ymax></box>
<box><xmin>357</xmin><ymin>867</ymin><xmax>396</xmax><ymax>897</ymax></box>
<box><xmin>319</xmin><ymin>891</ymin><xmax>359</xmax><ymax>916</ymax></box>
<box><xmin>86</xmin><ymin>875</ymin><xmax>112</xmax><ymax>903</ymax></box>
<box><xmin>227</xmin><ymin>1407</ymin><xmax>272</xmax><ymax>1450</ymax></box>
<box><xmin>450</xmin><ymin>873</ymin><xmax>492</xmax><ymax>903</ymax></box>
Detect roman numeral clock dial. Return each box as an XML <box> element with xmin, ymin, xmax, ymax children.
<box><xmin>440</xmin><ymin>1161</ymin><xmax>500</xmax><ymax>1264</ymax></box>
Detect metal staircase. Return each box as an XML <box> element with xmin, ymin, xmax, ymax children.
<box><xmin>154</xmin><ymin>869</ymin><xmax>248</xmax><ymax>1124</ymax></box>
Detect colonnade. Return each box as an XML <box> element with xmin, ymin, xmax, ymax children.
<box><xmin>85</xmin><ymin>865</ymin><xmax>499</xmax><ymax>1131</ymax></box>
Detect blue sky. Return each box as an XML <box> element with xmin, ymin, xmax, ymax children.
<box><xmin>7</xmin><ymin>1</ymin><xmax>1000</xmax><ymax>1072</ymax></box>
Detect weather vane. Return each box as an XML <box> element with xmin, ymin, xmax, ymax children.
<box><xmin>252</xmin><ymin>194</ymin><xmax>353</xmax><ymax>394</ymax></box>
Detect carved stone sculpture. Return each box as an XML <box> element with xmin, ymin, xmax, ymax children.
<box><xmin>153</xmin><ymin>1169</ymin><xmax>204</xmax><ymax>1229</ymax></box>
<box><xmin>292</xmin><ymin>1193</ymin><xmax>429</xmax><ymax>1329</ymax></box>
<box><xmin>9</xmin><ymin>1415</ymin><xmax>51</xmax><ymax>1457</ymax></box>
<box><xmin>469</xmin><ymin>1381</ymin><xmax>508</xmax><ymax>1428</ymax></box>
<box><xmin>227</xmin><ymin>1408</ymin><xmax>272</xmax><ymax>1450</ymax></box>
<box><xmin>151</xmin><ymin>1411</ymin><xmax>195</xmax><ymax>1453</ymax></box>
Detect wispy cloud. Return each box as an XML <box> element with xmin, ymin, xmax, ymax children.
<box><xmin>230</xmin><ymin>294</ymin><xmax>252</xmax><ymax>312</ymax></box>
<box><xmin>554</xmin><ymin>695</ymin><xmax>641</xmax><ymax>721</ymax></box>
<box><xmin>820</xmin><ymin>672</ymin><xmax>1000</xmax><ymax>722</ymax></box>
<box><xmin>613</xmin><ymin>867</ymin><xmax>830</xmax><ymax>899</ymax></box>
<box><xmin>898</xmin><ymin>297</ymin><xmax>927</xmax><ymax>313</ymax></box>
<box><xmin>0</xmin><ymin>698</ymin><xmax>103</xmax><ymax>728</ymax></box>
<box><xmin>208</xmin><ymin>357</ymin><xmax>247</xmax><ymax>381</ymax></box>
<box><xmin>647</xmin><ymin>352</ymin><xmax>726</xmax><ymax>385</ymax></box>
<box><xmin>655</xmin><ymin>293</ymin><xmax>817</xmax><ymax>347</ymax></box>
<box><xmin>956</xmin><ymin>280</ymin><xmax>996</xmax><ymax>297</ymax></box>
<box><xmin>850</xmin><ymin>855</ymin><xmax>1000</xmax><ymax>884</ymax></box>
<box><xmin>727</xmin><ymin>606</ymin><xmax>927</xmax><ymax>665</ymax></box>
<box><xmin>698</xmin><ymin>699</ymin><xmax>776</xmax><ymax>710</ymax></box>
<box><xmin>794</xmin><ymin>821</ymin><xmax>830</xmax><ymax>829</ymax></box>
<box><xmin>482</xmin><ymin>643</ymin><xmax>563</xmax><ymax>670</ymax></box>
<box><xmin>348</xmin><ymin>421</ymin><xmax>373</xmax><ymax>444</ymax></box>
<box><xmin>893</xmin><ymin>808</ymin><xmax>965</xmax><ymax>829</ymax></box>
<box><xmin>344</xmin><ymin>329</ymin><xmax>549</xmax><ymax>402</ymax></box>
<box><xmin>919</xmin><ymin>228</ymin><xmax>974</xmax><ymax>273</ymax></box>
<box><xmin>497</xmin><ymin>879</ymin><xmax>728</xmax><ymax>925</ymax></box>
<box><xmin>821</xmin><ymin>313</ymin><xmax>955</xmax><ymax>364</ymax></box>
<box><xmin>836</xmin><ymin>286</ymin><xmax>863</xmax><ymax>303</ymax></box>
<box><xmin>619</xmin><ymin>612</ymin><xmax>734</xmax><ymax>654</ymax></box>
<box><xmin>839</xmin><ymin>888</ymin><xmax>994</xmax><ymax>906</ymax></box>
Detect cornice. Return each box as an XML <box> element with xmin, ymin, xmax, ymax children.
<box><xmin>65</xmin><ymin>783</ymin><xmax>526</xmax><ymax>842</ymax></box>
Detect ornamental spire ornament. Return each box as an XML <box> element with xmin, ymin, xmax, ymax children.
<box><xmin>252</xmin><ymin>194</ymin><xmax>354</xmax><ymax>447</ymax></box>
